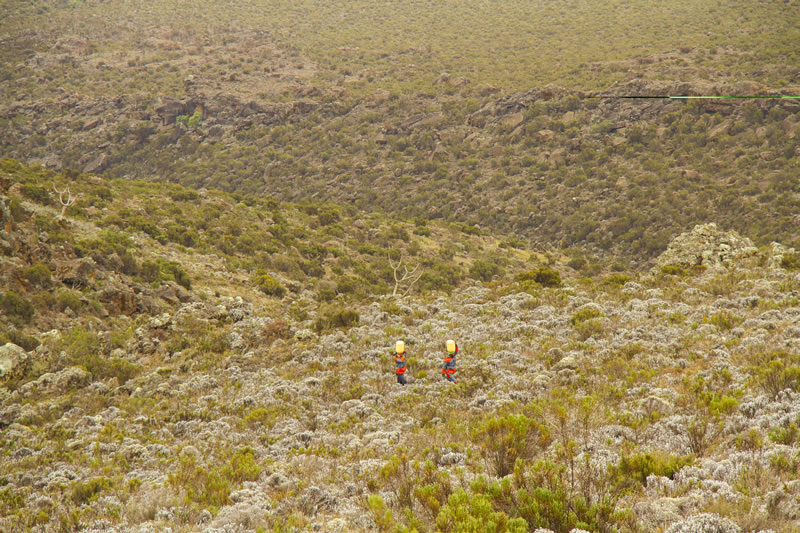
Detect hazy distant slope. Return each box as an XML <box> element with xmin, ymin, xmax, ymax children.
<box><xmin>1</xmin><ymin>0</ymin><xmax>799</xmax><ymax>262</ymax></box>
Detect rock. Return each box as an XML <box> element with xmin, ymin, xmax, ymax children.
<box><xmin>664</xmin><ymin>513</ymin><xmax>741</xmax><ymax>533</ymax></box>
<box><xmin>99</xmin><ymin>282</ymin><xmax>137</xmax><ymax>315</ymax></box>
<box><xmin>149</xmin><ymin>313</ymin><xmax>171</xmax><ymax>329</ymax></box>
<box><xmin>537</xmin><ymin>129</ymin><xmax>555</xmax><ymax>142</ymax></box>
<box><xmin>654</xmin><ymin>223</ymin><xmax>758</xmax><ymax>271</ymax></box>
<box><xmin>57</xmin><ymin>257</ymin><xmax>97</xmax><ymax>288</ymax></box>
<box><xmin>299</xmin><ymin>486</ymin><xmax>336</xmax><ymax>514</ymax></box>
<box><xmin>553</xmin><ymin>356</ymin><xmax>578</xmax><ymax>371</ymax></box>
<box><xmin>0</xmin><ymin>343</ymin><xmax>29</xmax><ymax>381</ymax></box>
<box><xmin>82</xmin><ymin>117</ymin><xmax>101</xmax><ymax>131</ymax></box>
<box><xmin>708</xmin><ymin>120</ymin><xmax>731</xmax><ymax>139</ymax></box>
<box><xmin>18</xmin><ymin>366</ymin><xmax>90</xmax><ymax>397</ymax></box>
<box><xmin>768</xmin><ymin>241</ymin><xmax>796</xmax><ymax>270</ymax></box>
<box><xmin>549</xmin><ymin>148</ymin><xmax>566</xmax><ymax>166</ymax></box>
<box><xmin>502</xmin><ymin>112</ymin><xmax>524</xmax><ymax>129</ymax></box>
<box><xmin>83</xmin><ymin>153</ymin><xmax>108</xmax><ymax>174</ymax></box>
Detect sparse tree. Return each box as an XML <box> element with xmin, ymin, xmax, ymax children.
<box><xmin>389</xmin><ymin>255</ymin><xmax>423</xmax><ymax>297</ymax></box>
<box><xmin>53</xmin><ymin>185</ymin><xmax>77</xmax><ymax>220</ymax></box>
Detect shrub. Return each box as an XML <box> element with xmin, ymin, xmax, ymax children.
<box><xmin>367</xmin><ymin>494</ymin><xmax>396</xmax><ymax>532</ymax></box>
<box><xmin>20</xmin><ymin>183</ymin><xmax>52</xmax><ymax>205</ymax></box>
<box><xmin>574</xmin><ymin>319</ymin><xmax>605</xmax><ymax>341</ymax></box>
<box><xmin>470</xmin><ymin>260</ymin><xmax>503</xmax><ymax>282</ymax></box>
<box><xmin>254</xmin><ymin>272</ymin><xmax>286</xmax><ymax>297</ymax></box>
<box><xmin>0</xmin><ymin>291</ymin><xmax>35</xmax><ymax>322</ymax></box>
<box><xmin>313</xmin><ymin>308</ymin><xmax>359</xmax><ymax>333</ymax></box>
<box><xmin>473</xmin><ymin>414</ymin><xmax>550</xmax><ymax>477</ymax></box>
<box><xmin>660</xmin><ymin>264</ymin><xmax>687</xmax><ymax>276</ymax></box>
<box><xmin>140</xmin><ymin>261</ymin><xmax>160</xmax><ymax>282</ymax></box>
<box><xmin>317</xmin><ymin>206</ymin><xmax>340</xmax><ymax>226</ymax></box>
<box><xmin>769</xmin><ymin>420</ymin><xmax>799</xmax><ymax>445</ymax></box>
<box><xmin>0</xmin><ymin>329</ymin><xmax>40</xmax><ymax>351</ymax></box>
<box><xmin>244</xmin><ymin>407</ymin><xmax>282</xmax><ymax>429</ymax></box>
<box><xmin>603</xmin><ymin>273</ymin><xmax>630</xmax><ymax>286</ymax></box>
<box><xmin>168</xmin><ymin>452</ymin><xmax>230</xmax><ymax>510</ymax></box>
<box><xmin>161</xmin><ymin>261</ymin><xmax>192</xmax><ymax>290</ymax></box>
<box><xmin>71</xmin><ymin>477</ymin><xmax>112</xmax><ymax>505</ymax></box>
<box><xmin>518</xmin><ymin>267</ymin><xmax>561</xmax><ymax>288</ymax></box>
<box><xmin>226</xmin><ymin>448</ymin><xmax>262</xmax><ymax>483</ymax></box>
<box><xmin>436</xmin><ymin>489</ymin><xmax>527</xmax><ymax>533</ymax></box>
<box><xmin>705</xmin><ymin>312</ymin><xmax>742</xmax><ymax>331</ymax></box>
<box><xmin>176</xmin><ymin>109</ymin><xmax>203</xmax><ymax>129</ymax></box>
<box><xmin>571</xmin><ymin>307</ymin><xmax>604</xmax><ymax>325</ymax></box>
<box><xmin>56</xmin><ymin>290</ymin><xmax>82</xmax><ymax>313</ymax></box>
<box><xmin>757</xmin><ymin>358</ymin><xmax>800</xmax><ymax>397</ymax></box>
<box><xmin>610</xmin><ymin>452</ymin><xmax>693</xmax><ymax>487</ymax></box>
<box><xmin>23</xmin><ymin>263</ymin><xmax>52</xmax><ymax>289</ymax></box>
<box><xmin>780</xmin><ymin>253</ymin><xmax>800</xmax><ymax>271</ymax></box>
<box><xmin>566</xmin><ymin>256</ymin><xmax>586</xmax><ymax>271</ymax></box>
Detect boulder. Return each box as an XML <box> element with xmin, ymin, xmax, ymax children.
<box><xmin>664</xmin><ymin>513</ymin><xmax>741</xmax><ymax>533</ymax></box>
<box><xmin>82</xmin><ymin>153</ymin><xmax>108</xmax><ymax>174</ymax></box>
<box><xmin>99</xmin><ymin>282</ymin><xmax>137</xmax><ymax>315</ymax></box>
<box><xmin>0</xmin><ymin>343</ymin><xmax>29</xmax><ymax>381</ymax></box>
<box><xmin>18</xmin><ymin>366</ymin><xmax>90</xmax><ymax>397</ymax></box>
<box><xmin>654</xmin><ymin>223</ymin><xmax>758</xmax><ymax>271</ymax></box>
<box><xmin>57</xmin><ymin>257</ymin><xmax>97</xmax><ymax>288</ymax></box>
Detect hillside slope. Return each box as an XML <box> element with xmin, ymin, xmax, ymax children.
<box><xmin>2</xmin><ymin>163</ymin><xmax>800</xmax><ymax>532</ymax></box>
<box><xmin>1</xmin><ymin>1</ymin><xmax>800</xmax><ymax>261</ymax></box>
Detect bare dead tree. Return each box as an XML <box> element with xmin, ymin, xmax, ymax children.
<box><xmin>53</xmin><ymin>185</ymin><xmax>77</xmax><ymax>220</ymax></box>
<box><xmin>389</xmin><ymin>255</ymin><xmax>424</xmax><ymax>296</ymax></box>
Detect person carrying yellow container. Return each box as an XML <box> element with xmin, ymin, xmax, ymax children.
<box><xmin>442</xmin><ymin>339</ymin><xmax>458</xmax><ymax>384</ymax></box>
<box><xmin>394</xmin><ymin>340</ymin><xmax>408</xmax><ymax>386</ymax></box>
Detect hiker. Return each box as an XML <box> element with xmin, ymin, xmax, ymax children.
<box><xmin>394</xmin><ymin>340</ymin><xmax>407</xmax><ymax>385</ymax></box>
<box><xmin>442</xmin><ymin>339</ymin><xmax>458</xmax><ymax>384</ymax></box>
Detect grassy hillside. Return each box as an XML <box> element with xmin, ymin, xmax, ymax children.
<box><xmin>1</xmin><ymin>1</ymin><xmax>800</xmax><ymax>263</ymax></box>
<box><xmin>2</xmin><ymin>162</ymin><xmax>800</xmax><ymax>532</ymax></box>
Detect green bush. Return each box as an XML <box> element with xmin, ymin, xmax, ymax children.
<box><xmin>314</xmin><ymin>308</ymin><xmax>359</xmax><ymax>333</ymax></box>
<box><xmin>571</xmin><ymin>307</ymin><xmax>604</xmax><ymax>325</ymax></box>
<box><xmin>566</xmin><ymin>257</ymin><xmax>586</xmax><ymax>271</ymax></box>
<box><xmin>0</xmin><ymin>291</ymin><xmax>34</xmax><ymax>322</ymax></box>
<box><xmin>610</xmin><ymin>452</ymin><xmax>693</xmax><ymax>487</ymax></box>
<box><xmin>473</xmin><ymin>414</ymin><xmax>551</xmax><ymax>477</ymax></box>
<box><xmin>20</xmin><ymin>183</ymin><xmax>52</xmax><ymax>205</ymax></box>
<box><xmin>71</xmin><ymin>477</ymin><xmax>112</xmax><ymax>505</ymax></box>
<box><xmin>470</xmin><ymin>260</ymin><xmax>503</xmax><ymax>282</ymax></box>
<box><xmin>436</xmin><ymin>489</ymin><xmax>527</xmax><ymax>533</ymax></box>
<box><xmin>23</xmin><ymin>263</ymin><xmax>52</xmax><ymax>289</ymax></box>
<box><xmin>56</xmin><ymin>290</ymin><xmax>82</xmax><ymax>313</ymax></box>
<box><xmin>317</xmin><ymin>206</ymin><xmax>340</xmax><ymax>226</ymax></box>
<box><xmin>603</xmin><ymin>273</ymin><xmax>630</xmax><ymax>286</ymax></box>
<box><xmin>177</xmin><ymin>109</ymin><xmax>203</xmax><ymax>129</ymax></box>
<box><xmin>518</xmin><ymin>267</ymin><xmax>561</xmax><ymax>288</ymax></box>
<box><xmin>140</xmin><ymin>260</ymin><xmax>160</xmax><ymax>282</ymax></box>
<box><xmin>769</xmin><ymin>421</ymin><xmax>799</xmax><ymax>445</ymax></box>
<box><xmin>757</xmin><ymin>358</ymin><xmax>800</xmax><ymax>397</ymax></box>
<box><xmin>780</xmin><ymin>253</ymin><xmax>800</xmax><ymax>271</ymax></box>
<box><xmin>0</xmin><ymin>329</ymin><xmax>40</xmax><ymax>351</ymax></box>
<box><xmin>168</xmin><ymin>452</ymin><xmax>231</xmax><ymax>510</ymax></box>
<box><xmin>226</xmin><ymin>448</ymin><xmax>262</xmax><ymax>483</ymax></box>
<box><xmin>705</xmin><ymin>312</ymin><xmax>742</xmax><ymax>331</ymax></box>
<box><xmin>161</xmin><ymin>261</ymin><xmax>192</xmax><ymax>290</ymax></box>
<box><xmin>254</xmin><ymin>271</ymin><xmax>286</xmax><ymax>297</ymax></box>
<box><xmin>660</xmin><ymin>264</ymin><xmax>687</xmax><ymax>276</ymax></box>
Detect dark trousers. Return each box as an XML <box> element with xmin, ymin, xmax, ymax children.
<box><xmin>445</xmin><ymin>373</ymin><xmax>457</xmax><ymax>383</ymax></box>
<box><xmin>397</xmin><ymin>373</ymin><xmax>407</xmax><ymax>385</ymax></box>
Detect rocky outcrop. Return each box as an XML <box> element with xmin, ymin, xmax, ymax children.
<box><xmin>57</xmin><ymin>257</ymin><xmax>98</xmax><ymax>288</ymax></box>
<box><xmin>0</xmin><ymin>343</ymin><xmax>28</xmax><ymax>381</ymax></box>
<box><xmin>654</xmin><ymin>223</ymin><xmax>759</xmax><ymax>270</ymax></box>
<box><xmin>663</xmin><ymin>513</ymin><xmax>741</xmax><ymax>533</ymax></box>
